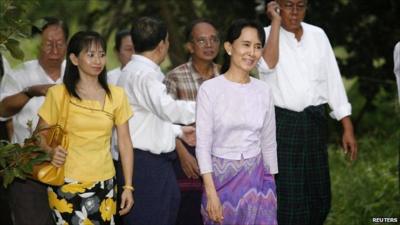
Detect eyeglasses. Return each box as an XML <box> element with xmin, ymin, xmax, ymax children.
<box><xmin>42</xmin><ymin>42</ymin><xmax>66</xmax><ymax>52</ymax></box>
<box><xmin>281</xmin><ymin>3</ymin><xmax>307</xmax><ymax>12</ymax></box>
<box><xmin>192</xmin><ymin>36</ymin><xmax>220</xmax><ymax>48</ymax></box>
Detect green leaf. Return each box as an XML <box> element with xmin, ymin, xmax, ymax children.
<box><xmin>16</xmin><ymin>24</ymin><xmax>31</xmax><ymax>38</ymax></box>
<box><xmin>32</xmin><ymin>18</ymin><xmax>47</xmax><ymax>33</ymax></box>
<box><xmin>0</xmin><ymin>44</ymin><xmax>7</xmax><ymax>53</ymax></box>
<box><xmin>4</xmin><ymin>38</ymin><xmax>24</xmax><ymax>60</ymax></box>
<box><xmin>0</xmin><ymin>158</ymin><xmax>6</xmax><ymax>168</ymax></box>
<box><xmin>20</xmin><ymin>144</ymin><xmax>42</xmax><ymax>153</ymax></box>
<box><xmin>0</xmin><ymin>143</ymin><xmax>20</xmax><ymax>157</ymax></box>
<box><xmin>12</xmin><ymin>167</ymin><xmax>25</xmax><ymax>180</ymax></box>
<box><xmin>4</xmin><ymin>6</ymin><xmax>20</xmax><ymax>20</ymax></box>
<box><xmin>30</xmin><ymin>153</ymin><xmax>50</xmax><ymax>164</ymax></box>
<box><xmin>2</xmin><ymin>169</ymin><xmax>15</xmax><ymax>188</ymax></box>
<box><xmin>20</xmin><ymin>163</ymin><xmax>33</xmax><ymax>174</ymax></box>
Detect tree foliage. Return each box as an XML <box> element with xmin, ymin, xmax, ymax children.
<box><xmin>2</xmin><ymin>0</ymin><xmax>399</xmax><ymax>125</ymax></box>
<box><xmin>0</xmin><ymin>140</ymin><xmax>49</xmax><ymax>188</ymax></box>
<box><xmin>0</xmin><ymin>0</ymin><xmax>37</xmax><ymax>59</ymax></box>
<box><xmin>306</xmin><ymin>0</ymin><xmax>400</xmax><ymax>125</ymax></box>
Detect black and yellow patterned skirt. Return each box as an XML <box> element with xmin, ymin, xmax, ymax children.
<box><xmin>47</xmin><ymin>177</ymin><xmax>117</xmax><ymax>225</ymax></box>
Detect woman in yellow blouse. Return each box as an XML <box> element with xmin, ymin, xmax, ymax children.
<box><xmin>37</xmin><ymin>31</ymin><xmax>134</xmax><ymax>225</ymax></box>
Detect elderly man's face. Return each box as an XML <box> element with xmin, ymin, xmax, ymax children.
<box><xmin>278</xmin><ymin>0</ymin><xmax>307</xmax><ymax>34</ymax></box>
<box><xmin>188</xmin><ymin>22</ymin><xmax>220</xmax><ymax>62</ymax></box>
<box><xmin>39</xmin><ymin>25</ymin><xmax>67</xmax><ymax>65</ymax></box>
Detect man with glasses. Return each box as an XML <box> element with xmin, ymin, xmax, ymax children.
<box><xmin>0</xmin><ymin>17</ymin><xmax>68</xmax><ymax>225</ymax></box>
<box><xmin>164</xmin><ymin>19</ymin><xmax>220</xmax><ymax>225</ymax></box>
<box><xmin>257</xmin><ymin>0</ymin><xmax>357</xmax><ymax>224</ymax></box>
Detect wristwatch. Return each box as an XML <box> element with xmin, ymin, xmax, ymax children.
<box><xmin>23</xmin><ymin>87</ymin><xmax>34</xmax><ymax>98</ymax></box>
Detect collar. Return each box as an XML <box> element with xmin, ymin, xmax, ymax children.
<box><xmin>131</xmin><ymin>54</ymin><xmax>161</xmax><ymax>73</ymax></box>
<box><xmin>281</xmin><ymin>22</ymin><xmax>307</xmax><ymax>43</ymax></box>
<box><xmin>188</xmin><ymin>58</ymin><xmax>219</xmax><ymax>81</ymax></box>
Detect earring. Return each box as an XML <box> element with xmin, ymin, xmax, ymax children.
<box><xmin>227</xmin><ymin>51</ymin><xmax>231</xmax><ymax>55</ymax></box>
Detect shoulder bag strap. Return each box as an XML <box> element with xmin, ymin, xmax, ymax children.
<box><xmin>57</xmin><ymin>85</ymin><xmax>70</xmax><ymax>129</ymax></box>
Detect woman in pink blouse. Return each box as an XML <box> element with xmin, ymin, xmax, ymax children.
<box><xmin>195</xmin><ymin>14</ymin><xmax>280</xmax><ymax>225</ymax></box>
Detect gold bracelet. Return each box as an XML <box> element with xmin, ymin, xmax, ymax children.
<box><xmin>122</xmin><ymin>185</ymin><xmax>134</xmax><ymax>191</ymax></box>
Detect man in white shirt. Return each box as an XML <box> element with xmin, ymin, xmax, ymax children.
<box><xmin>257</xmin><ymin>1</ymin><xmax>357</xmax><ymax>225</ymax></box>
<box><xmin>118</xmin><ymin>17</ymin><xmax>196</xmax><ymax>225</ymax></box>
<box><xmin>0</xmin><ymin>17</ymin><xmax>68</xmax><ymax>225</ymax></box>
<box><xmin>394</xmin><ymin>41</ymin><xmax>400</xmax><ymax>102</ymax></box>
<box><xmin>107</xmin><ymin>29</ymin><xmax>135</xmax><ymax>86</ymax></box>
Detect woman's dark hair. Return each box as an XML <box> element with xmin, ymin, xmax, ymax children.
<box><xmin>221</xmin><ymin>19</ymin><xmax>266</xmax><ymax>74</ymax></box>
<box><xmin>63</xmin><ymin>31</ymin><xmax>111</xmax><ymax>100</ymax></box>
<box><xmin>115</xmin><ymin>29</ymin><xmax>130</xmax><ymax>51</ymax></box>
<box><xmin>130</xmin><ymin>17</ymin><xmax>167</xmax><ymax>53</ymax></box>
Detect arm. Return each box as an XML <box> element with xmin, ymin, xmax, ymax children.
<box><xmin>164</xmin><ymin>73</ymin><xmax>197</xmax><ymax>160</ymax></box>
<box><xmin>195</xmin><ymin>86</ymin><xmax>213</xmax><ymax>175</ymax></box>
<box><xmin>202</xmin><ymin>173</ymin><xmax>224</xmax><ymax>223</ymax></box>
<box><xmin>1</xmin><ymin>83</ymin><xmax>54</xmax><ymax>117</ymax></box>
<box><xmin>195</xmin><ymin>86</ymin><xmax>223</xmax><ymax>222</ymax></box>
<box><xmin>260</xmin><ymin>90</ymin><xmax>278</xmax><ymax>174</ymax></box>
<box><xmin>321</xmin><ymin>33</ymin><xmax>357</xmax><ymax>160</ymax></box>
<box><xmin>176</xmin><ymin>138</ymin><xmax>200</xmax><ymax>179</ymax></box>
<box><xmin>341</xmin><ymin>116</ymin><xmax>357</xmax><ymax>161</ymax></box>
<box><xmin>35</xmin><ymin>118</ymin><xmax>67</xmax><ymax>168</ymax></box>
<box><xmin>35</xmin><ymin>87</ymin><xmax>67</xmax><ymax>167</ymax></box>
<box><xmin>135</xmin><ymin>74</ymin><xmax>195</xmax><ymax>125</ymax></box>
<box><xmin>116</xmin><ymin>122</ymin><xmax>134</xmax><ymax>215</ymax></box>
<box><xmin>262</xmin><ymin>1</ymin><xmax>281</xmax><ymax>69</ymax></box>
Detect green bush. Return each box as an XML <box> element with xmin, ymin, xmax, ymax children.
<box><xmin>326</xmin><ymin>133</ymin><xmax>399</xmax><ymax>225</ymax></box>
<box><xmin>326</xmin><ymin>86</ymin><xmax>399</xmax><ymax>225</ymax></box>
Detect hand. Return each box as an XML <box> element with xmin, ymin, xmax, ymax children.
<box><xmin>266</xmin><ymin>1</ymin><xmax>281</xmax><ymax>21</ymax></box>
<box><xmin>179</xmin><ymin>149</ymin><xmax>200</xmax><ymax>179</ymax></box>
<box><xmin>119</xmin><ymin>189</ymin><xmax>134</xmax><ymax>215</ymax></box>
<box><xmin>50</xmin><ymin>145</ymin><xmax>67</xmax><ymax>167</ymax></box>
<box><xmin>180</xmin><ymin>126</ymin><xmax>196</xmax><ymax>146</ymax></box>
<box><xmin>340</xmin><ymin>117</ymin><xmax>357</xmax><ymax>161</ymax></box>
<box><xmin>26</xmin><ymin>84</ymin><xmax>55</xmax><ymax>97</ymax></box>
<box><xmin>206</xmin><ymin>192</ymin><xmax>224</xmax><ymax>224</ymax></box>
<box><xmin>342</xmin><ymin>130</ymin><xmax>357</xmax><ymax>161</ymax></box>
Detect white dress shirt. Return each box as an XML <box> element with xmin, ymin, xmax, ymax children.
<box><xmin>257</xmin><ymin>22</ymin><xmax>351</xmax><ymax>121</ymax></box>
<box><xmin>107</xmin><ymin>67</ymin><xmax>122</xmax><ymax>86</ymax></box>
<box><xmin>196</xmin><ymin>76</ymin><xmax>278</xmax><ymax>175</ymax></box>
<box><xmin>0</xmin><ymin>60</ymin><xmax>65</xmax><ymax>144</ymax></box>
<box><xmin>394</xmin><ymin>42</ymin><xmax>400</xmax><ymax>102</ymax></box>
<box><xmin>118</xmin><ymin>55</ymin><xmax>196</xmax><ymax>154</ymax></box>
<box><xmin>107</xmin><ymin>67</ymin><xmax>122</xmax><ymax>160</ymax></box>
<box><xmin>0</xmin><ymin>56</ymin><xmax>12</xmax><ymax>122</ymax></box>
